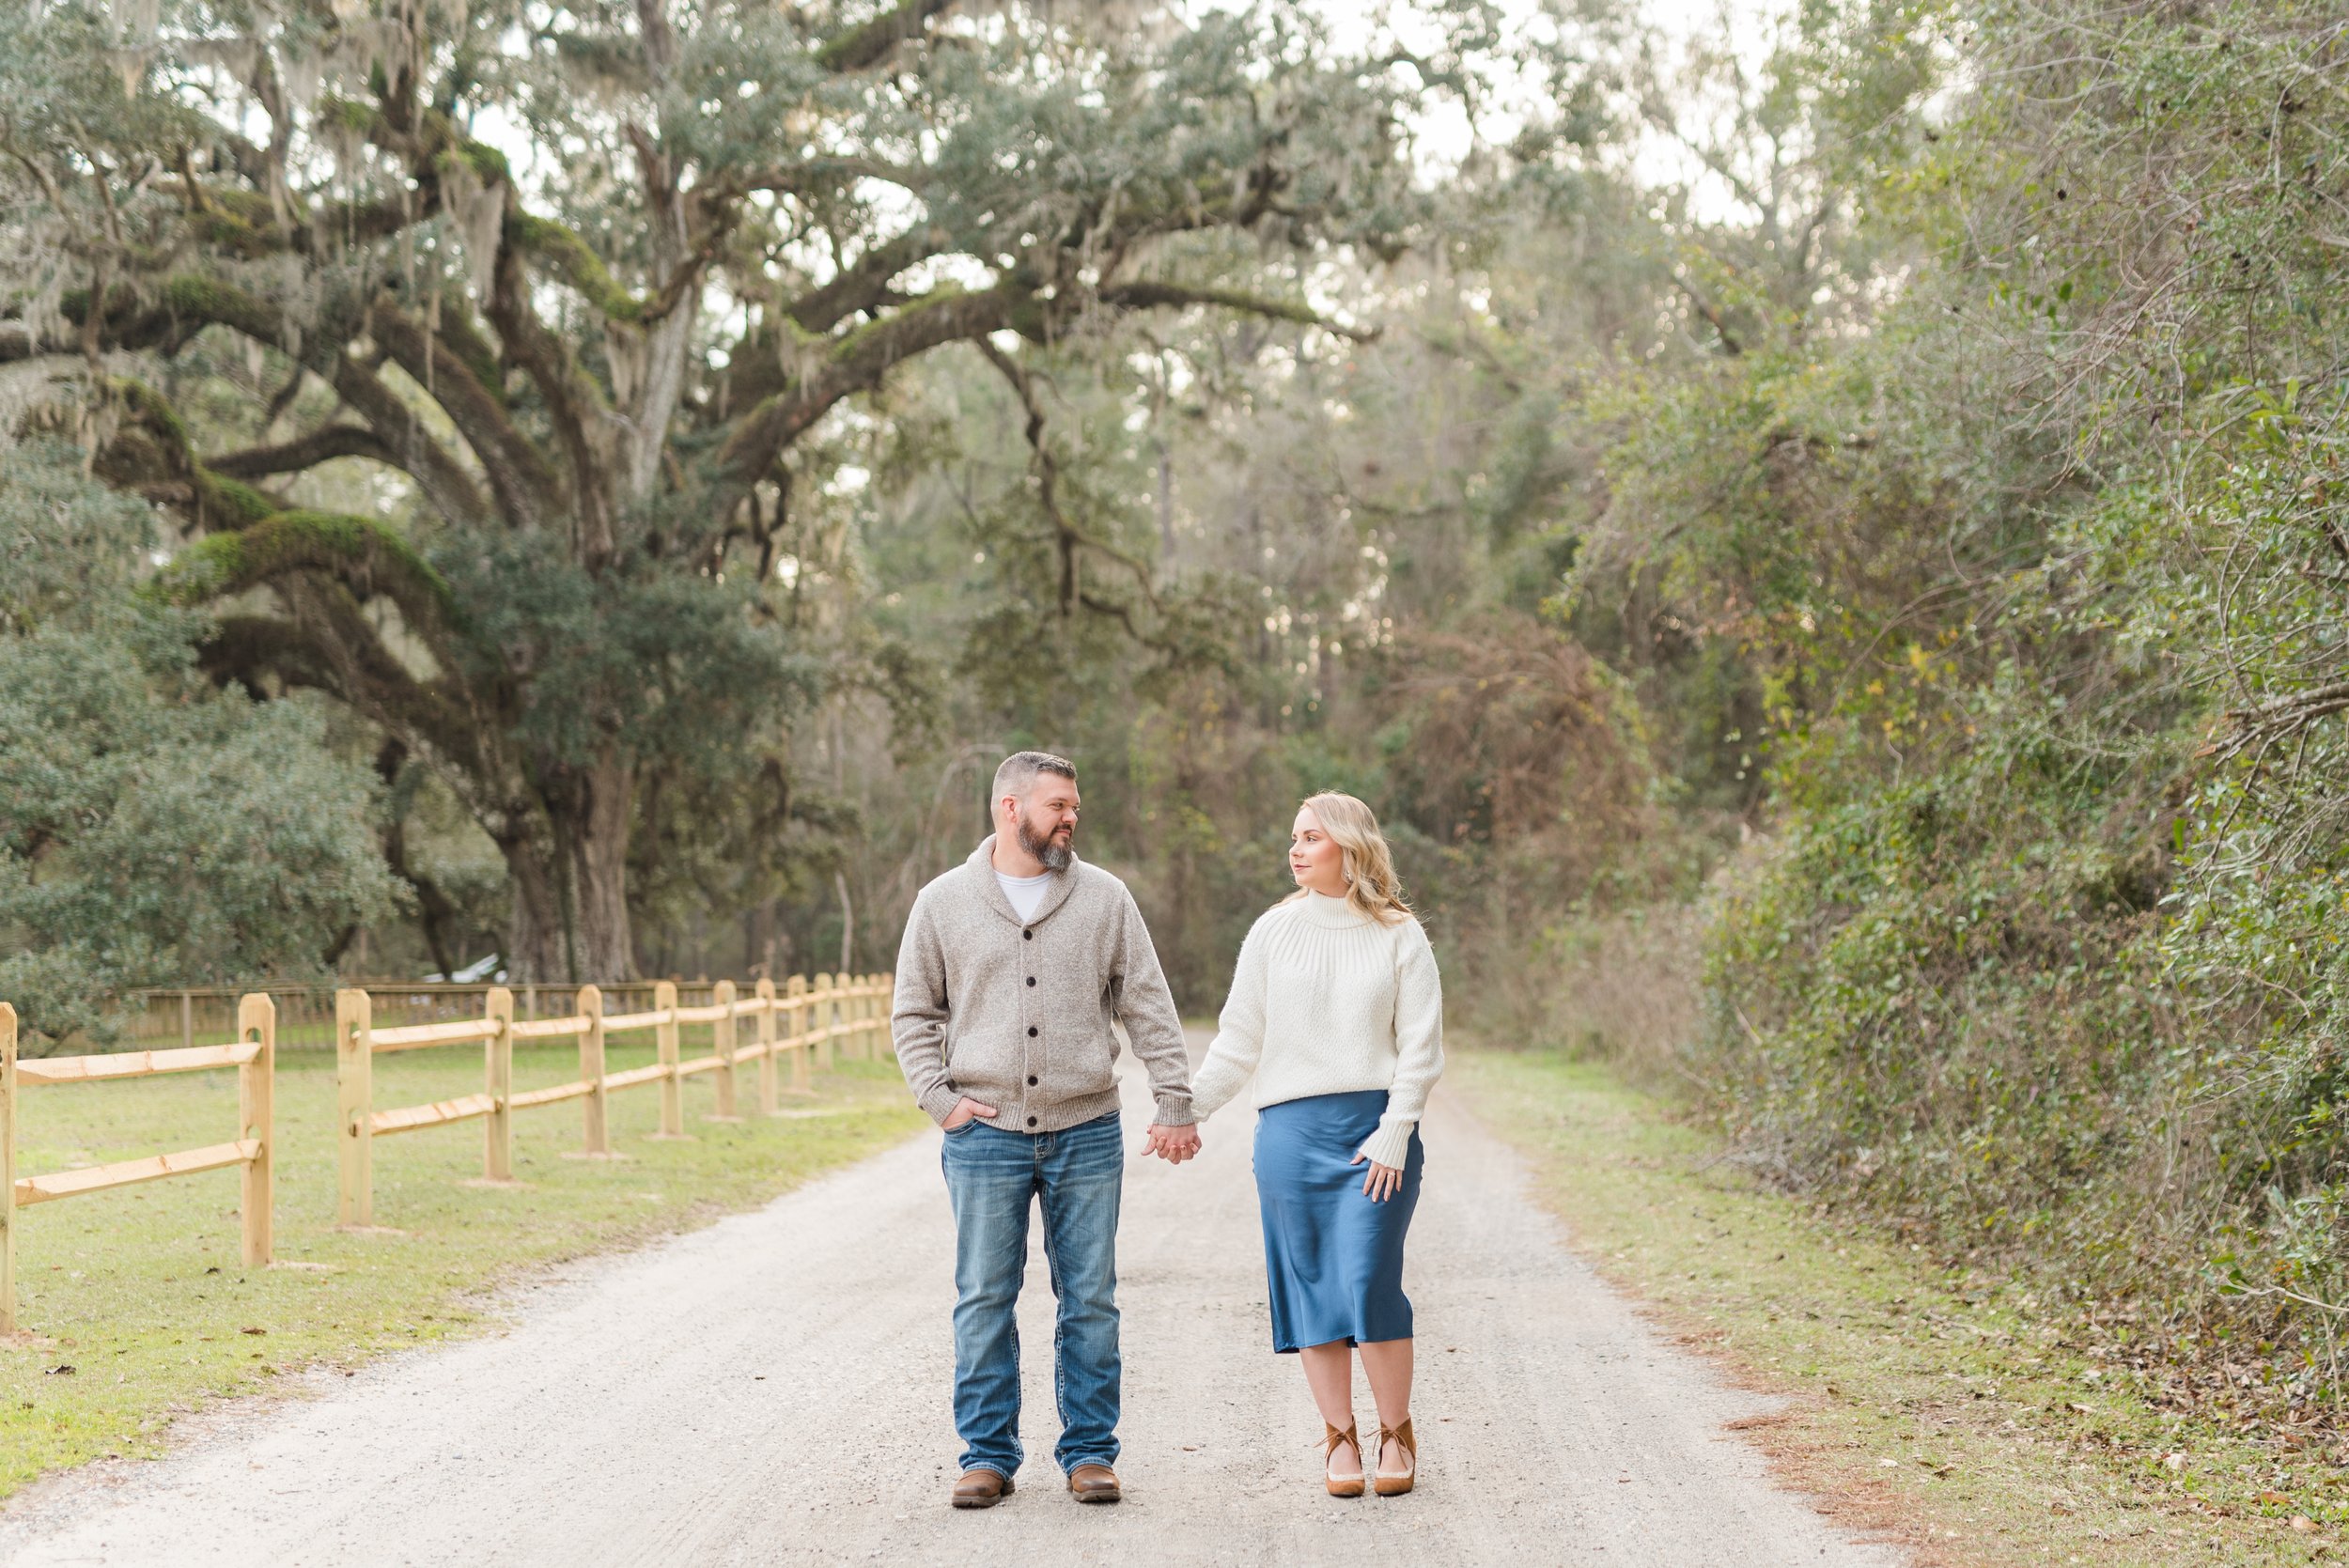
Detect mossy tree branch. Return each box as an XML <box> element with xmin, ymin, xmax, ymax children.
<box><xmin>148</xmin><ymin>509</ymin><xmax>455</xmax><ymax>640</ymax></box>
<box><xmin>208</xmin><ymin>425</ymin><xmax>399</xmax><ymax>479</ymax></box>
<box><xmin>364</xmin><ymin>292</ymin><xmax>567</xmax><ymax>534</ymax></box>
<box><xmin>63</xmin><ymin>280</ymin><xmax>492</xmax><ymax>527</ymax></box>
<box><xmin>199</xmin><ymin>609</ymin><xmax>487</xmax><ymax>792</ymax></box>
<box><xmin>711</xmin><ymin>282</ymin><xmax>1027</xmax><ymax>508</ymax></box>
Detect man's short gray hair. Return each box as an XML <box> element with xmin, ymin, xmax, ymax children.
<box><xmin>992</xmin><ymin>750</ymin><xmax>1078</xmax><ymax>810</ymax></box>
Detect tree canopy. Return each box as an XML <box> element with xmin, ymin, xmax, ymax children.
<box><xmin>2</xmin><ymin>0</ymin><xmax>1439</xmax><ymax>979</ymax></box>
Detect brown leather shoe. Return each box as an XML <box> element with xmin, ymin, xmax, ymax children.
<box><xmin>1373</xmin><ymin>1417</ymin><xmax>1416</xmax><ymax>1497</ymax></box>
<box><xmin>951</xmin><ymin>1468</ymin><xmax>1013</xmax><ymax>1509</ymax></box>
<box><xmin>1323</xmin><ymin>1421</ymin><xmax>1365</xmax><ymax>1498</ymax></box>
<box><xmin>1066</xmin><ymin>1463</ymin><xmax>1121</xmax><ymax>1503</ymax></box>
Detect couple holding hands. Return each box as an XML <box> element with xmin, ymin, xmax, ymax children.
<box><xmin>891</xmin><ymin>751</ymin><xmax>1445</xmax><ymax>1510</ymax></box>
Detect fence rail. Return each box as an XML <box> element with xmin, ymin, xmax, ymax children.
<box><xmin>334</xmin><ymin>972</ymin><xmax>892</xmax><ymax>1226</ymax></box>
<box><xmin>0</xmin><ymin>998</ymin><xmax>275</xmax><ymax>1333</ymax></box>
<box><xmin>121</xmin><ymin>981</ymin><xmax>754</xmax><ymax>1052</ymax></box>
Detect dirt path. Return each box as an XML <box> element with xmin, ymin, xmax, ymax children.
<box><xmin>0</xmin><ymin>1037</ymin><xmax>1903</xmax><ymax>1567</ymax></box>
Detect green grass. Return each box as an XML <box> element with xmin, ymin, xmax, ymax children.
<box><xmin>0</xmin><ymin>1037</ymin><xmax>925</xmax><ymax>1495</ymax></box>
<box><xmin>1453</xmin><ymin>1048</ymin><xmax>2341</xmax><ymax>1567</ymax></box>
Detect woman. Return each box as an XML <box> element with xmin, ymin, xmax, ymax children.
<box><xmin>1189</xmin><ymin>791</ymin><xmax>1444</xmax><ymax>1498</ymax></box>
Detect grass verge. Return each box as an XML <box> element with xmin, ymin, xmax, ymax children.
<box><xmin>1451</xmin><ymin>1047</ymin><xmax>2342</xmax><ymax>1567</ymax></box>
<box><xmin>0</xmin><ymin>1039</ymin><xmax>925</xmax><ymax>1497</ymax></box>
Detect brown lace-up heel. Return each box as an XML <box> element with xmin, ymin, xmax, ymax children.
<box><xmin>1323</xmin><ymin>1421</ymin><xmax>1365</xmax><ymax>1498</ymax></box>
<box><xmin>1374</xmin><ymin>1417</ymin><xmax>1416</xmax><ymax>1497</ymax></box>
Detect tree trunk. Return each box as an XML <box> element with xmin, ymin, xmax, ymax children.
<box><xmin>568</xmin><ymin>754</ymin><xmax>637</xmax><ymax>980</ymax></box>
<box><xmin>499</xmin><ymin>754</ymin><xmax>639</xmax><ymax>983</ymax></box>
<box><xmin>504</xmin><ymin>840</ymin><xmax>569</xmax><ymax>984</ymax></box>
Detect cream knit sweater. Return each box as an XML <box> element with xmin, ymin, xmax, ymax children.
<box><xmin>1190</xmin><ymin>892</ymin><xmax>1445</xmax><ymax>1170</ymax></box>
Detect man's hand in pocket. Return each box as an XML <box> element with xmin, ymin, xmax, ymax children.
<box><xmin>941</xmin><ymin>1097</ymin><xmax>999</xmax><ymax>1130</ymax></box>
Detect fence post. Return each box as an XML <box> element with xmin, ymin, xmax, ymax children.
<box><xmin>754</xmin><ymin>978</ymin><xmax>778</xmax><ymax>1116</ymax></box>
<box><xmin>866</xmin><ymin>974</ymin><xmax>883</xmax><ymax>1059</ymax></box>
<box><xmin>709</xmin><ymin>979</ymin><xmax>741</xmax><ymax>1122</ymax></box>
<box><xmin>786</xmin><ymin>975</ymin><xmax>811</xmax><ymax>1093</ymax></box>
<box><xmin>237</xmin><ymin>993</ymin><xmax>274</xmax><ymax>1267</ymax></box>
<box><xmin>814</xmin><ymin>974</ymin><xmax>835</xmax><ymax>1071</ymax></box>
<box><xmin>485</xmin><ymin>986</ymin><xmax>514</xmax><ymax>1181</ymax></box>
<box><xmin>652</xmin><ymin>979</ymin><xmax>685</xmax><ymax>1138</ymax></box>
<box><xmin>1</xmin><ymin>1002</ymin><xmax>15</xmax><ymax>1334</ymax></box>
<box><xmin>578</xmin><ymin>985</ymin><xmax>609</xmax><ymax>1157</ymax></box>
<box><xmin>334</xmin><ymin>987</ymin><xmax>373</xmax><ymax>1227</ymax></box>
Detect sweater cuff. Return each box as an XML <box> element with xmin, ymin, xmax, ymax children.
<box><xmin>1151</xmin><ymin>1094</ymin><xmax>1196</xmax><ymax>1127</ymax></box>
<box><xmin>1358</xmin><ymin>1117</ymin><xmax>1415</xmax><ymax>1171</ymax></box>
<box><xmin>918</xmin><ymin>1081</ymin><xmax>965</xmax><ymax>1126</ymax></box>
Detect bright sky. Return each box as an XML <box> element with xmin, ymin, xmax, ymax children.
<box><xmin>1212</xmin><ymin>0</ymin><xmax>1783</xmax><ymax>214</ymax></box>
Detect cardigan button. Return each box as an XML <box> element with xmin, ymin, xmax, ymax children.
<box><xmin>1027</xmin><ymin>1026</ymin><xmax>1037</xmax><ymax>1037</ymax></box>
<box><xmin>1026</xmin><ymin>1116</ymin><xmax>1037</xmax><ymax>1127</ymax></box>
<box><xmin>1025</xmin><ymin>976</ymin><xmax>1035</xmax><ymax>986</ymax></box>
<box><xmin>1027</xmin><ymin>1075</ymin><xmax>1037</xmax><ymax>1086</ymax></box>
<box><xmin>1023</xmin><ymin>929</ymin><xmax>1033</xmax><ymax>940</ymax></box>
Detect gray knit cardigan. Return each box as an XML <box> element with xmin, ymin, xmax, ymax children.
<box><xmin>890</xmin><ymin>835</ymin><xmax>1195</xmax><ymax>1132</ymax></box>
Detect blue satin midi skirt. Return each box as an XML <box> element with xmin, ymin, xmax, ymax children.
<box><xmin>1252</xmin><ymin>1089</ymin><xmax>1424</xmax><ymax>1354</ymax></box>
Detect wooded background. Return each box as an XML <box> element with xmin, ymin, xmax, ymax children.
<box><xmin>6</xmin><ymin>0</ymin><xmax>2348</xmax><ymax>1422</ymax></box>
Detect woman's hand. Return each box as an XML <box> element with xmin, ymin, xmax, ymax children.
<box><xmin>1351</xmin><ymin>1152</ymin><xmax>1403</xmax><ymax>1203</ymax></box>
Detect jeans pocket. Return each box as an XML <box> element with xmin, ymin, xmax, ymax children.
<box><xmin>943</xmin><ymin>1118</ymin><xmax>978</xmax><ymax>1136</ymax></box>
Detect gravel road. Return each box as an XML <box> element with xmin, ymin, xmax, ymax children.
<box><xmin>0</xmin><ymin>1036</ymin><xmax>1904</xmax><ymax>1567</ymax></box>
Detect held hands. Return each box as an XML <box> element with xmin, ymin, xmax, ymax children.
<box><xmin>1143</xmin><ymin>1123</ymin><xmax>1202</xmax><ymax>1165</ymax></box>
<box><xmin>1351</xmin><ymin>1152</ymin><xmax>1404</xmax><ymax>1203</ymax></box>
<box><xmin>941</xmin><ymin>1096</ymin><xmax>999</xmax><ymax>1130</ymax></box>
<box><xmin>948</xmin><ymin>1099</ymin><xmax>1201</xmax><ymax>1164</ymax></box>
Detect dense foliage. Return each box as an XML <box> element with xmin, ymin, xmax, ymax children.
<box><xmin>0</xmin><ymin>444</ymin><xmax>393</xmax><ymax>1042</ymax></box>
<box><xmin>1616</xmin><ymin>0</ymin><xmax>2349</xmax><ymax>1418</ymax></box>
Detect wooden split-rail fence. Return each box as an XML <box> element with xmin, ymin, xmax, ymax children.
<box><xmin>336</xmin><ymin>972</ymin><xmax>892</xmax><ymax>1225</ymax></box>
<box><xmin>0</xmin><ymin>997</ymin><xmax>276</xmax><ymax>1334</ymax></box>
<box><xmin>0</xmin><ymin>972</ymin><xmax>893</xmax><ymax>1329</ymax></box>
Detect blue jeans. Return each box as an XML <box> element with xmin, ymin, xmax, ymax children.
<box><xmin>940</xmin><ymin>1110</ymin><xmax>1123</xmax><ymax>1479</ymax></box>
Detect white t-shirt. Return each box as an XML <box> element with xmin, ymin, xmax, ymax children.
<box><xmin>995</xmin><ymin>868</ymin><xmax>1053</xmax><ymax>923</ymax></box>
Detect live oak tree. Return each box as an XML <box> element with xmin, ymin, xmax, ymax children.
<box><xmin>0</xmin><ymin>0</ymin><xmax>1426</xmax><ymax>979</ymax></box>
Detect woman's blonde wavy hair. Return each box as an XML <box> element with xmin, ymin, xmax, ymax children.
<box><xmin>1283</xmin><ymin>791</ymin><xmax>1413</xmax><ymax>926</ymax></box>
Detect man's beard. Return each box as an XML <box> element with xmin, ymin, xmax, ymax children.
<box><xmin>1017</xmin><ymin>812</ymin><xmax>1074</xmax><ymax>872</ymax></box>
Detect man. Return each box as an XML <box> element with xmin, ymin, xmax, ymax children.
<box><xmin>892</xmin><ymin>750</ymin><xmax>1201</xmax><ymax>1510</ymax></box>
